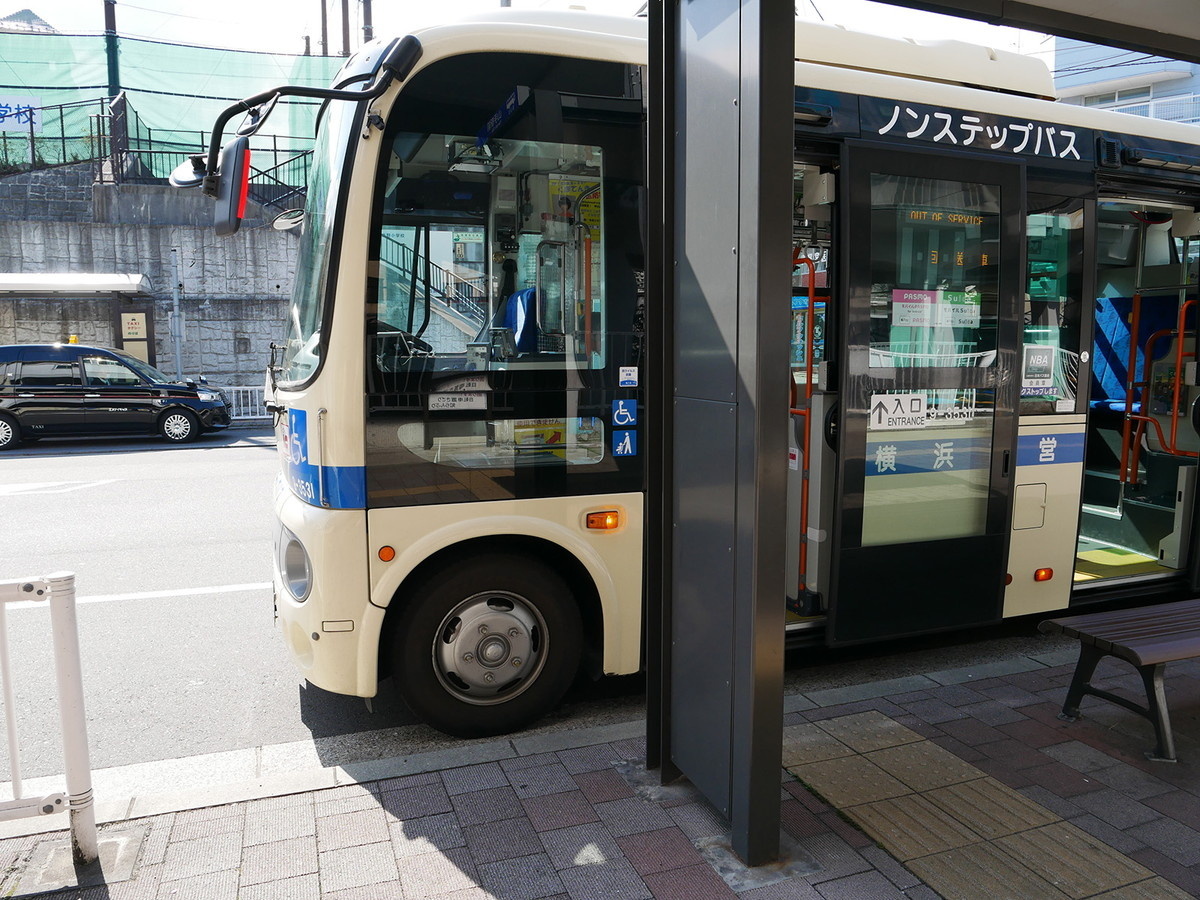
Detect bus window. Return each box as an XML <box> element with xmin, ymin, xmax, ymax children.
<box><xmin>362</xmin><ymin>53</ymin><xmax>643</xmax><ymax>508</ymax></box>
<box><xmin>868</xmin><ymin>173</ymin><xmax>999</xmax><ymax>368</ymax></box>
<box><xmin>278</xmin><ymin>98</ymin><xmax>358</xmax><ymax>388</ymax></box>
<box><xmin>1022</xmin><ymin>195</ymin><xmax>1084</xmax><ymax>413</ymax></box>
<box><xmin>370</xmin><ymin>135</ymin><xmax>606</xmax><ymax>378</ymax></box>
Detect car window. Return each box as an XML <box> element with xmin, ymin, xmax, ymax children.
<box><xmin>18</xmin><ymin>359</ymin><xmax>82</xmax><ymax>386</ymax></box>
<box><xmin>83</xmin><ymin>355</ymin><xmax>142</xmax><ymax>387</ymax></box>
<box><xmin>0</xmin><ymin>361</ymin><xmax>15</xmax><ymax>386</ymax></box>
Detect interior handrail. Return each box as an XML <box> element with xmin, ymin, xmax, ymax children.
<box><xmin>790</xmin><ymin>250</ymin><xmax>818</xmax><ymax>596</ymax></box>
<box><xmin>1168</xmin><ymin>299</ymin><xmax>1197</xmax><ymax>454</ymax></box>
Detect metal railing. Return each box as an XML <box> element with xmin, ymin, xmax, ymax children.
<box><xmin>0</xmin><ymin>97</ymin><xmax>109</xmax><ymax>175</ymax></box>
<box><xmin>224</xmin><ymin>385</ymin><xmax>270</xmax><ymax>420</ymax></box>
<box><xmin>0</xmin><ymin>573</ymin><xmax>97</xmax><ymax>865</ymax></box>
<box><xmin>380</xmin><ymin>234</ymin><xmax>490</xmax><ymax>325</ymax></box>
<box><xmin>1106</xmin><ymin>94</ymin><xmax>1200</xmax><ymax>125</ymax></box>
<box><xmin>0</xmin><ymin>93</ymin><xmax>315</xmax><ymax>212</ymax></box>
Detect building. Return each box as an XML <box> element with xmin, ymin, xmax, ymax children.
<box><xmin>1054</xmin><ymin>36</ymin><xmax>1200</xmax><ymax>124</ymax></box>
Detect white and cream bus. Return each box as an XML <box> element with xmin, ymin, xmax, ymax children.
<box><xmin>179</xmin><ymin>9</ymin><xmax>1200</xmax><ymax>737</ymax></box>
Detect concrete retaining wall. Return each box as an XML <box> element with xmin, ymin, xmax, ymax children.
<box><xmin>0</xmin><ymin>168</ymin><xmax>292</xmax><ymax>385</ymax></box>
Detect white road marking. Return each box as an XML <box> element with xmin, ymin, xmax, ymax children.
<box><xmin>6</xmin><ymin>582</ymin><xmax>271</xmax><ymax>611</ymax></box>
<box><xmin>0</xmin><ymin>480</ymin><xmax>118</xmax><ymax>495</ymax></box>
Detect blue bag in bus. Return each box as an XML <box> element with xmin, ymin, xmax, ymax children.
<box><xmin>503</xmin><ymin>287</ymin><xmax>540</xmax><ymax>354</ymax></box>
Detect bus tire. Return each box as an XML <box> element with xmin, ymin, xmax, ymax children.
<box><xmin>392</xmin><ymin>554</ymin><xmax>582</xmax><ymax>738</ymax></box>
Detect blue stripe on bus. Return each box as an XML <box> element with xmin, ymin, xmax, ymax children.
<box><xmin>280</xmin><ymin>408</ymin><xmax>367</xmax><ymax>508</ymax></box>
<box><xmin>865</xmin><ymin>436</ymin><xmax>990</xmax><ymax>476</ymax></box>
<box><xmin>1016</xmin><ymin>432</ymin><xmax>1085</xmax><ymax>467</ymax></box>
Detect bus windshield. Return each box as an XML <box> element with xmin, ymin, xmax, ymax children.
<box><xmin>279</xmin><ymin>99</ymin><xmax>359</xmax><ymax>387</ymax></box>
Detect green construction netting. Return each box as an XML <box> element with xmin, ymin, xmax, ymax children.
<box><xmin>0</xmin><ymin>32</ymin><xmax>343</xmax><ymax>176</ymax></box>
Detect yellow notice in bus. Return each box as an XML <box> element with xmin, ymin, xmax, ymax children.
<box><xmin>548</xmin><ymin>176</ymin><xmax>601</xmax><ymax>242</ymax></box>
<box><xmin>515</xmin><ymin>418</ymin><xmax>569</xmax><ymax>459</ymax></box>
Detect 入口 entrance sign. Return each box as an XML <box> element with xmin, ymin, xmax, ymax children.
<box><xmin>870</xmin><ymin>392</ymin><xmax>927</xmax><ymax>429</ymax></box>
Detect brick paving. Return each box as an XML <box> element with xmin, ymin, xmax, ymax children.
<box><xmin>4</xmin><ymin>653</ymin><xmax>1200</xmax><ymax>898</ymax></box>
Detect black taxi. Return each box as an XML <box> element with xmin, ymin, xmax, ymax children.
<box><xmin>0</xmin><ymin>343</ymin><xmax>231</xmax><ymax>449</ymax></box>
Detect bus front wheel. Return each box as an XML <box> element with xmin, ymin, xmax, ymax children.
<box><xmin>392</xmin><ymin>554</ymin><xmax>583</xmax><ymax>738</ymax></box>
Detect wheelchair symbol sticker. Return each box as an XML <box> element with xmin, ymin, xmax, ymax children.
<box><xmin>612</xmin><ymin>400</ymin><xmax>638</xmax><ymax>427</ymax></box>
<box><xmin>613</xmin><ymin>430</ymin><xmax>637</xmax><ymax>456</ymax></box>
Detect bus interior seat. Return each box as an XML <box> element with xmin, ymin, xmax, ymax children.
<box><xmin>1089</xmin><ymin>296</ymin><xmax>1186</xmax><ymax>413</ymax></box>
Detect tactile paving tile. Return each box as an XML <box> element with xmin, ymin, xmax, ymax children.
<box><xmin>924</xmin><ymin>776</ymin><xmax>1059</xmax><ymax>840</ymax></box>
<box><xmin>907</xmin><ymin>840</ymin><xmax>1073</xmax><ymax>900</ymax></box>
<box><xmin>865</xmin><ymin>740</ymin><xmax>983</xmax><ymax>792</ymax></box>
<box><xmin>813</xmin><ymin>710</ymin><xmax>924</xmax><ymax>753</ymax></box>
<box><xmin>1087</xmin><ymin>877</ymin><xmax>1197</xmax><ymax>899</ymax></box>
<box><xmin>782</xmin><ymin>723</ymin><xmax>856</xmax><ymax>767</ymax></box>
<box><xmin>843</xmin><ymin>792</ymin><xmax>981</xmax><ymax>861</ymax></box>
<box><xmin>997</xmin><ymin>822</ymin><xmax>1154</xmax><ymax>898</ymax></box>
<box><xmin>788</xmin><ymin>755</ymin><xmax>910</xmax><ymax>808</ymax></box>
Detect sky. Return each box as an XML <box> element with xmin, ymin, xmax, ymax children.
<box><xmin>3</xmin><ymin>0</ymin><xmax>1052</xmax><ymax>62</ymax></box>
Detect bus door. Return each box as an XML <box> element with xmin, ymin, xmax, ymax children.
<box><xmin>828</xmin><ymin>145</ymin><xmax>1022</xmax><ymax>644</ymax></box>
<box><xmin>1074</xmin><ymin>194</ymin><xmax>1200</xmax><ymax>591</ymax></box>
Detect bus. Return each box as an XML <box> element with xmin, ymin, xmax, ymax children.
<box><xmin>178</xmin><ymin>9</ymin><xmax>1200</xmax><ymax>738</ymax></box>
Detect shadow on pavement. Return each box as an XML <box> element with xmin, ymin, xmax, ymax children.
<box><xmin>5</xmin><ymin>426</ymin><xmax>276</xmax><ymax>459</ymax></box>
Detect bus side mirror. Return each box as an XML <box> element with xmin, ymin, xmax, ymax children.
<box><xmin>214</xmin><ymin>135</ymin><xmax>252</xmax><ymax>237</ymax></box>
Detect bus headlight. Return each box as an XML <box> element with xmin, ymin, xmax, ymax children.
<box><xmin>279</xmin><ymin>527</ymin><xmax>312</xmax><ymax>602</ymax></box>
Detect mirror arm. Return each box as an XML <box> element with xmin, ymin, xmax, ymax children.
<box><xmin>202</xmin><ymin>35</ymin><xmax>423</xmax><ymax>181</ymax></box>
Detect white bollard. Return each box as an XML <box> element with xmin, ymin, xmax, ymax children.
<box><xmin>46</xmin><ymin>573</ymin><xmax>97</xmax><ymax>865</ymax></box>
<box><xmin>0</xmin><ymin>574</ymin><xmax>97</xmax><ymax>865</ymax></box>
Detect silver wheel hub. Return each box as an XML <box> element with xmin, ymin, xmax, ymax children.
<box><xmin>433</xmin><ymin>591</ymin><xmax>546</xmax><ymax>704</ymax></box>
<box><xmin>163</xmin><ymin>414</ymin><xmax>191</xmax><ymax>440</ymax></box>
<box><xmin>0</xmin><ymin>420</ymin><xmax>12</xmax><ymax>445</ymax></box>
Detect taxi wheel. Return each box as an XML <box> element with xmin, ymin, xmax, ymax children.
<box><xmin>0</xmin><ymin>414</ymin><xmax>18</xmax><ymax>450</ymax></box>
<box><xmin>392</xmin><ymin>554</ymin><xmax>582</xmax><ymax>738</ymax></box>
<box><xmin>159</xmin><ymin>409</ymin><xmax>199</xmax><ymax>443</ymax></box>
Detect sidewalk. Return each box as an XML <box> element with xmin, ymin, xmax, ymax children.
<box><xmin>3</xmin><ymin>641</ymin><xmax>1200</xmax><ymax>899</ymax></box>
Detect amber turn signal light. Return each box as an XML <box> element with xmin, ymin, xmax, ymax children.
<box><xmin>586</xmin><ymin>510</ymin><xmax>621</xmax><ymax>530</ymax></box>
<box><xmin>378</xmin><ymin>546</ymin><xmax>396</xmax><ymax>562</ymax></box>
<box><xmin>1034</xmin><ymin>568</ymin><xmax>1053</xmax><ymax>582</ymax></box>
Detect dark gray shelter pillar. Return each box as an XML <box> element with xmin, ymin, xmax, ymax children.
<box><xmin>647</xmin><ymin>0</ymin><xmax>794</xmax><ymax>867</ymax></box>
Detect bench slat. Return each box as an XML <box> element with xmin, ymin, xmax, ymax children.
<box><xmin>1039</xmin><ymin>599</ymin><xmax>1200</xmax><ymax>666</ymax></box>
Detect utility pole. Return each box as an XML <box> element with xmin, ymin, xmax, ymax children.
<box><xmin>103</xmin><ymin>0</ymin><xmax>120</xmax><ymax>97</ymax></box>
<box><xmin>320</xmin><ymin>0</ymin><xmax>328</xmax><ymax>56</ymax></box>
<box><xmin>341</xmin><ymin>0</ymin><xmax>350</xmax><ymax>56</ymax></box>
<box><xmin>170</xmin><ymin>249</ymin><xmax>184</xmax><ymax>381</ymax></box>
<box><xmin>363</xmin><ymin>0</ymin><xmax>373</xmax><ymax>44</ymax></box>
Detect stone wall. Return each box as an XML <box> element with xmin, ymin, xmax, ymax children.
<box><xmin>0</xmin><ymin>163</ymin><xmax>93</xmax><ymax>223</ymax></box>
<box><xmin>0</xmin><ymin>167</ymin><xmax>293</xmax><ymax>386</ymax></box>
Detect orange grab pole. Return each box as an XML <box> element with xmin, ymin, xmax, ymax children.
<box><xmin>791</xmin><ymin>252</ymin><xmax>818</xmax><ymax>596</ymax></box>
<box><xmin>1169</xmin><ymin>299</ymin><xmax>1196</xmax><ymax>453</ymax></box>
<box><xmin>1118</xmin><ymin>293</ymin><xmax>1142</xmax><ymax>484</ymax></box>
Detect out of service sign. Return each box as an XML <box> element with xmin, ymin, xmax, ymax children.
<box><xmin>869</xmin><ymin>393</ymin><xmax>926</xmax><ymax>430</ymax></box>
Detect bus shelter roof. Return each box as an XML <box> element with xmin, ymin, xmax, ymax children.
<box><xmin>0</xmin><ymin>274</ymin><xmax>151</xmax><ymax>296</ymax></box>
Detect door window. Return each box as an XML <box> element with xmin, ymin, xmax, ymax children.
<box><xmin>83</xmin><ymin>356</ymin><xmax>143</xmax><ymax>387</ymax></box>
<box><xmin>1022</xmin><ymin>195</ymin><xmax>1085</xmax><ymax>413</ymax></box>
<box><xmin>868</xmin><ymin>174</ymin><xmax>1000</xmax><ymax>368</ymax></box>
<box><xmin>860</xmin><ymin>171</ymin><xmax>1007</xmax><ymax>546</ymax></box>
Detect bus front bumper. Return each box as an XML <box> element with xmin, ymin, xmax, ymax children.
<box><xmin>273</xmin><ymin>488</ymin><xmax>379</xmax><ymax>698</ymax></box>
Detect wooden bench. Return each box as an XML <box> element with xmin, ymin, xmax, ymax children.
<box><xmin>1038</xmin><ymin>598</ymin><xmax>1200</xmax><ymax>762</ymax></box>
